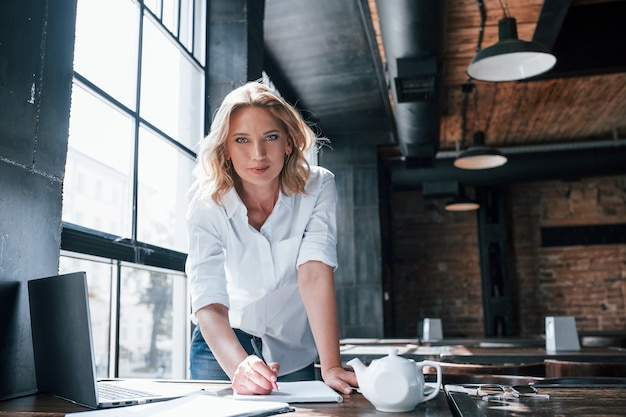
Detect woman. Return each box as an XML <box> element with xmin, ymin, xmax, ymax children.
<box><xmin>186</xmin><ymin>81</ymin><xmax>356</xmax><ymax>395</ymax></box>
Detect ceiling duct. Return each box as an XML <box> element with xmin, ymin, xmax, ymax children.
<box><xmin>375</xmin><ymin>0</ymin><xmax>446</xmax><ymax>166</ymax></box>
<box><xmin>395</xmin><ymin>57</ymin><xmax>437</xmax><ymax>102</ymax></box>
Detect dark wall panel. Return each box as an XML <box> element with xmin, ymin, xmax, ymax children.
<box><xmin>0</xmin><ymin>0</ymin><xmax>76</xmax><ymax>400</ymax></box>
<box><xmin>0</xmin><ymin>0</ymin><xmax>45</xmax><ymax>166</ymax></box>
<box><xmin>35</xmin><ymin>0</ymin><xmax>76</xmax><ymax>177</ymax></box>
<box><xmin>0</xmin><ymin>162</ymin><xmax>64</xmax><ymax>399</ymax></box>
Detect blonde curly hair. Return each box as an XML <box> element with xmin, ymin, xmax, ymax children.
<box><xmin>194</xmin><ymin>81</ymin><xmax>321</xmax><ymax>204</ymax></box>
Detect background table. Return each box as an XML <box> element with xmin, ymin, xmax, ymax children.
<box><xmin>441</xmin><ymin>346</ymin><xmax>626</xmax><ymax>365</ymax></box>
<box><xmin>340</xmin><ymin>338</ymin><xmax>626</xmax><ymax>366</ymax></box>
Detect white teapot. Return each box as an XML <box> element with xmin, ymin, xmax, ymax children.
<box><xmin>347</xmin><ymin>349</ymin><xmax>442</xmax><ymax>412</ymax></box>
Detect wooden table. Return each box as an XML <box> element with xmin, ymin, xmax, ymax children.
<box><xmin>441</xmin><ymin>346</ymin><xmax>626</xmax><ymax>365</ymax></box>
<box><xmin>340</xmin><ymin>342</ymin><xmax>444</xmax><ymax>364</ymax></box>
<box><xmin>340</xmin><ymin>338</ymin><xmax>626</xmax><ymax>366</ymax></box>
<box><xmin>4</xmin><ymin>382</ymin><xmax>626</xmax><ymax>417</ymax></box>
<box><xmin>0</xmin><ymin>382</ymin><xmax>454</xmax><ymax>417</ymax></box>
<box><xmin>291</xmin><ymin>389</ymin><xmax>451</xmax><ymax>417</ymax></box>
<box><xmin>446</xmin><ymin>384</ymin><xmax>626</xmax><ymax>417</ymax></box>
<box><xmin>339</xmin><ymin>337</ymin><xmax>546</xmax><ymax>365</ymax></box>
<box><xmin>0</xmin><ymin>393</ymin><xmax>89</xmax><ymax>416</ymax></box>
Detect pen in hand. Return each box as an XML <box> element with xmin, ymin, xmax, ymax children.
<box><xmin>250</xmin><ymin>338</ymin><xmax>279</xmax><ymax>391</ymax></box>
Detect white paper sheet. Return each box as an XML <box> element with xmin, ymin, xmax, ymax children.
<box><xmin>67</xmin><ymin>392</ymin><xmax>292</xmax><ymax>417</ymax></box>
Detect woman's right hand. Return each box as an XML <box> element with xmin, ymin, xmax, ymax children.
<box><xmin>232</xmin><ymin>355</ymin><xmax>280</xmax><ymax>395</ymax></box>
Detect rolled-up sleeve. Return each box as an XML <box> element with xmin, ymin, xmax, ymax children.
<box><xmin>185</xmin><ymin>196</ymin><xmax>230</xmax><ymax>317</ymax></box>
<box><xmin>296</xmin><ymin>169</ymin><xmax>338</xmax><ymax>270</ymax></box>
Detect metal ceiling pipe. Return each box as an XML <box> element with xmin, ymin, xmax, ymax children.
<box><xmin>375</xmin><ymin>0</ymin><xmax>447</xmax><ymax>165</ymax></box>
<box><xmin>391</xmin><ymin>142</ymin><xmax>626</xmax><ymax>191</ymax></box>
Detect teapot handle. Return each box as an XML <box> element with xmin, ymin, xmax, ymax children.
<box><xmin>416</xmin><ymin>360</ymin><xmax>441</xmax><ymax>403</ymax></box>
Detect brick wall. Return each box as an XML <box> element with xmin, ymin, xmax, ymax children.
<box><xmin>389</xmin><ymin>190</ymin><xmax>484</xmax><ymax>337</ymax></box>
<box><xmin>388</xmin><ymin>175</ymin><xmax>626</xmax><ymax>338</ymax></box>
<box><xmin>510</xmin><ymin>176</ymin><xmax>626</xmax><ymax>336</ymax></box>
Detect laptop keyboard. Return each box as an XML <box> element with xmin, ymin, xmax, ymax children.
<box><xmin>98</xmin><ymin>382</ymin><xmax>155</xmax><ymax>400</ymax></box>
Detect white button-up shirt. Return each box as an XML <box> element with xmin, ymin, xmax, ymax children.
<box><xmin>186</xmin><ymin>166</ymin><xmax>338</xmax><ymax>375</ymax></box>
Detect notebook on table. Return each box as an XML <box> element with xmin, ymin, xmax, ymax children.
<box><xmin>233</xmin><ymin>380</ymin><xmax>344</xmax><ymax>403</ymax></box>
<box><xmin>28</xmin><ymin>271</ymin><xmax>199</xmax><ymax>409</ymax></box>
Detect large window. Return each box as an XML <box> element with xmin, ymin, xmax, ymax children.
<box><xmin>62</xmin><ymin>0</ymin><xmax>206</xmax><ymax>379</ymax></box>
<box><xmin>59</xmin><ymin>253</ymin><xmax>188</xmax><ymax>379</ymax></box>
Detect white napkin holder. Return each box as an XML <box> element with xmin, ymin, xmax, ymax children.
<box><xmin>545</xmin><ymin>316</ymin><xmax>580</xmax><ymax>352</ymax></box>
<box><xmin>418</xmin><ymin>318</ymin><xmax>443</xmax><ymax>342</ymax></box>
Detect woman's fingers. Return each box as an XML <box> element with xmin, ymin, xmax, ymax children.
<box><xmin>248</xmin><ymin>356</ymin><xmax>278</xmax><ymax>391</ymax></box>
<box><xmin>232</xmin><ymin>356</ymin><xmax>276</xmax><ymax>394</ymax></box>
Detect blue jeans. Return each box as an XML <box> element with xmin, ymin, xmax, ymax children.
<box><xmin>189</xmin><ymin>326</ymin><xmax>316</xmax><ymax>381</ymax></box>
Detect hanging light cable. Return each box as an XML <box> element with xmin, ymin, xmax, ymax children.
<box><xmin>453</xmin><ymin>81</ymin><xmax>507</xmax><ymax>170</ymax></box>
<box><xmin>455</xmin><ymin>131</ymin><xmax>507</xmax><ymax>169</ymax></box>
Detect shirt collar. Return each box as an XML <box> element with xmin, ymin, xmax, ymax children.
<box><xmin>222</xmin><ymin>187</ymin><xmax>243</xmax><ymax>219</ymax></box>
<box><xmin>222</xmin><ymin>187</ymin><xmax>293</xmax><ymax>219</ymax></box>
<box><xmin>276</xmin><ymin>188</ymin><xmax>293</xmax><ymax>211</ymax></box>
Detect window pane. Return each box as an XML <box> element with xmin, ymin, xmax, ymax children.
<box><xmin>59</xmin><ymin>255</ymin><xmax>114</xmax><ymax>379</ymax></box>
<box><xmin>137</xmin><ymin>127</ymin><xmax>194</xmax><ymax>252</ymax></box>
<box><xmin>140</xmin><ymin>16</ymin><xmax>204</xmax><ymax>149</ymax></box>
<box><xmin>118</xmin><ymin>266</ymin><xmax>185</xmax><ymax>379</ymax></box>
<box><xmin>73</xmin><ymin>0</ymin><xmax>139</xmax><ymax>109</ymax></box>
<box><xmin>144</xmin><ymin>0</ymin><xmax>160</xmax><ymax>18</ymax></box>
<box><xmin>162</xmin><ymin>0</ymin><xmax>179</xmax><ymax>35</ymax></box>
<box><xmin>193</xmin><ymin>0</ymin><xmax>207</xmax><ymax>65</ymax></box>
<box><xmin>179</xmin><ymin>0</ymin><xmax>193</xmax><ymax>52</ymax></box>
<box><xmin>63</xmin><ymin>84</ymin><xmax>134</xmax><ymax>237</ymax></box>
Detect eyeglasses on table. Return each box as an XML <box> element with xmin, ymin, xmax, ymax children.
<box><xmin>476</xmin><ymin>384</ymin><xmax>550</xmax><ymax>401</ymax></box>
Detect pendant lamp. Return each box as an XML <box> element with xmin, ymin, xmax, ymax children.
<box><xmin>445</xmin><ymin>194</ymin><xmax>480</xmax><ymax>212</ymax></box>
<box><xmin>467</xmin><ymin>17</ymin><xmax>556</xmax><ymax>82</ymax></box>
<box><xmin>454</xmin><ymin>131</ymin><xmax>507</xmax><ymax>170</ymax></box>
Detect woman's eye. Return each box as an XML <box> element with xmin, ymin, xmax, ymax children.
<box><xmin>266</xmin><ymin>134</ymin><xmax>278</xmax><ymax>141</ymax></box>
<box><xmin>235</xmin><ymin>137</ymin><xmax>247</xmax><ymax>143</ymax></box>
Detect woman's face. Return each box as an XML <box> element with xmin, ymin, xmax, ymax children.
<box><xmin>226</xmin><ymin>106</ymin><xmax>292</xmax><ymax>190</ymax></box>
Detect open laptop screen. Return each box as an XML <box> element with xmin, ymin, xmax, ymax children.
<box><xmin>28</xmin><ymin>272</ymin><xmax>100</xmax><ymax>408</ymax></box>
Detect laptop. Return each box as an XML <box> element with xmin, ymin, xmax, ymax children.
<box><xmin>28</xmin><ymin>271</ymin><xmax>199</xmax><ymax>408</ymax></box>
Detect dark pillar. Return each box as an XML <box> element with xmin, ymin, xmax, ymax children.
<box><xmin>0</xmin><ymin>0</ymin><xmax>77</xmax><ymax>399</ymax></box>
<box><xmin>476</xmin><ymin>187</ymin><xmax>515</xmax><ymax>336</ymax></box>
<box><xmin>206</xmin><ymin>0</ymin><xmax>265</xmax><ymax>133</ymax></box>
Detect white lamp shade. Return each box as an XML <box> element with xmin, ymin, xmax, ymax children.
<box><xmin>454</xmin><ymin>146</ymin><xmax>508</xmax><ymax>170</ymax></box>
<box><xmin>467</xmin><ymin>17</ymin><xmax>557</xmax><ymax>82</ymax></box>
<box><xmin>445</xmin><ymin>196</ymin><xmax>480</xmax><ymax>212</ymax></box>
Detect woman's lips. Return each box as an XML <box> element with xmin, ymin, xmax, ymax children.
<box><xmin>250</xmin><ymin>166</ymin><xmax>270</xmax><ymax>174</ymax></box>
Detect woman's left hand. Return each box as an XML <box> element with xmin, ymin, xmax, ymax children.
<box><xmin>322</xmin><ymin>366</ymin><xmax>358</xmax><ymax>395</ymax></box>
